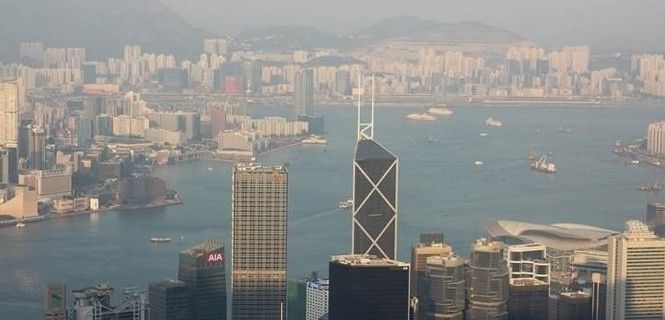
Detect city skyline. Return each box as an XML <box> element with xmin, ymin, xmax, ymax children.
<box><xmin>3</xmin><ymin>1</ymin><xmax>665</xmax><ymax>319</ymax></box>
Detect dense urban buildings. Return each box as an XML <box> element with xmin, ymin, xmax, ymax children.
<box><xmin>70</xmin><ymin>284</ymin><xmax>149</xmax><ymax>320</ymax></box>
<box><xmin>232</xmin><ymin>164</ymin><xmax>288</xmax><ymax>320</ymax></box>
<box><xmin>177</xmin><ymin>239</ymin><xmax>227</xmax><ymax>320</ymax></box>
<box><xmin>606</xmin><ymin>220</ymin><xmax>665</xmax><ymax>320</ymax></box>
<box><xmin>328</xmin><ymin>254</ymin><xmax>410</xmax><ymax>320</ymax></box>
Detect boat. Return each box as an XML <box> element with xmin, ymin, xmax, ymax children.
<box><xmin>531</xmin><ymin>154</ymin><xmax>556</xmax><ymax>173</ymax></box>
<box><xmin>485</xmin><ymin>117</ymin><xmax>503</xmax><ymax>127</ymax></box>
<box><xmin>427</xmin><ymin>106</ymin><xmax>454</xmax><ymax>116</ymax></box>
<box><xmin>474</xmin><ymin>161</ymin><xmax>484</xmax><ymax>166</ymax></box>
<box><xmin>207</xmin><ymin>167</ymin><xmax>213</xmax><ymax>171</ymax></box>
<box><xmin>427</xmin><ymin>135</ymin><xmax>440</xmax><ymax>143</ymax></box>
<box><xmin>628</xmin><ymin>160</ymin><xmax>640</xmax><ymax>165</ymax></box>
<box><xmin>479</xmin><ymin>132</ymin><xmax>488</xmax><ymax>137</ymax></box>
<box><xmin>639</xmin><ymin>181</ymin><xmax>663</xmax><ymax>192</ymax></box>
<box><xmin>150</xmin><ymin>237</ymin><xmax>171</xmax><ymax>243</ymax></box>
<box><xmin>338</xmin><ymin>199</ymin><xmax>353</xmax><ymax>210</ymax></box>
<box><xmin>406</xmin><ymin>113</ymin><xmax>437</xmax><ymax>122</ymax></box>
<box><xmin>302</xmin><ymin>135</ymin><xmax>328</xmax><ymax>145</ymax></box>
<box><xmin>15</xmin><ymin>223</ymin><xmax>26</xmax><ymax>228</ymax></box>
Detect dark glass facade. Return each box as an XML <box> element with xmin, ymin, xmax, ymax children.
<box><xmin>178</xmin><ymin>240</ymin><xmax>227</xmax><ymax>320</ymax></box>
<box><xmin>328</xmin><ymin>255</ymin><xmax>409</xmax><ymax>320</ymax></box>
<box><xmin>507</xmin><ymin>279</ymin><xmax>549</xmax><ymax>320</ymax></box>
<box><xmin>149</xmin><ymin>280</ymin><xmax>190</xmax><ymax>320</ymax></box>
<box><xmin>353</xmin><ymin>139</ymin><xmax>398</xmax><ymax>260</ymax></box>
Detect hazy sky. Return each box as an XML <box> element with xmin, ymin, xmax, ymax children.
<box><xmin>162</xmin><ymin>0</ymin><xmax>665</xmax><ymax>51</ymax></box>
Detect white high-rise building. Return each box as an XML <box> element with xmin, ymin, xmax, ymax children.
<box><xmin>647</xmin><ymin>121</ymin><xmax>665</xmax><ymax>156</ymax></box>
<box><xmin>0</xmin><ymin>81</ymin><xmax>19</xmax><ymax>146</ymax></box>
<box><xmin>606</xmin><ymin>220</ymin><xmax>665</xmax><ymax>320</ymax></box>
<box><xmin>305</xmin><ymin>278</ymin><xmax>329</xmax><ymax>320</ymax></box>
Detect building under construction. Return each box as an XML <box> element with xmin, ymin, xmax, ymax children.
<box><xmin>71</xmin><ymin>284</ymin><xmax>149</xmax><ymax>320</ymax></box>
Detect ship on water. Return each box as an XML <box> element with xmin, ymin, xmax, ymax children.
<box><xmin>639</xmin><ymin>181</ymin><xmax>663</xmax><ymax>192</ymax></box>
<box><xmin>150</xmin><ymin>237</ymin><xmax>171</xmax><ymax>243</ymax></box>
<box><xmin>406</xmin><ymin>113</ymin><xmax>437</xmax><ymax>122</ymax></box>
<box><xmin>531</xmin><ymin>154</ymin><xmax>556</xmax><ymax>173</ymax></box>
<box><xmin>427</xmin><ymin>106</ymin><xmax>454</xmax><ymax>116</ymax></box>
<box><xmin>485</xmin><ymin>117</ymin><xmax>503</xmax><ymax>127</ymax></box>
<box><xmin>302</xmin><ymin>135</ymin><xmax>328</xmax><ymax>145</ymax></box>
<box><xmin>338</xmin><ymin>199</ymin><xmax>353</xmax><ymax>210</ymax></box>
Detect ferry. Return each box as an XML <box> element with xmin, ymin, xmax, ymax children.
<box><xmin>150</xmin><ymin>237</ymin><xmax>172</xmax><ymax>243</ymax></box>
<box><xmin>639</xmin><ymin>182</ymin><xmax>663</xmax><ymax>192</ymax></box>
<box><xmin>479</xmin><ymin>132</ymin><xmax>488</xmax><ymax>137</ymax></box>
<box><xmin>15</xmin><ymin>223</ymin><xmax>26</xmax><ymax>228</ymax></box>
<box><xmin>474</xmin><ymin>161</ymin><xmax>484</xmax><ymax>166</ymax></box>
<box><xmin>531</xmin><ymin>154</ymin><xmax>556</xmax><ymax>173</ymax></box>
<box><xmin>338</xmin><ymin>199</ymin><xmax>353</xmax><ymax>210</ymax></box>
<box><xmin>406</xmin><ymin>113</ymin><xmax>437</xmax><ymax>122</ymax></box>
<box><xmin>302</xmin><ymin>135</ymin><xmax>328</xmax><ymax>145</ymax></box>
<box><xmin>485</xmin><ymin>117</ymin><xmax>503</xmax><ymax>127</ymax></box>
<box><xmin>427</xmin><ymin>106</ymin><xmax>454</xmax><ymax>116</ymax></box>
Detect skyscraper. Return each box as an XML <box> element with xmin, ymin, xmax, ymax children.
<box><xmin>467</xmin><ymin>238</ymin><xmax>509</xmax><ymax>319</ymax></box>
<box><xmin>0</xmin><ymin>81</ymin><xmax>19</xmax><ymax>146</ymax></box>
<box><xmin>352</xmin><ymin>76</ymin><xmax>399</xmax><ymax>261</ymax></box>
<box><xmin>306</xmin><ymin>277</ymin><xmax>329</xmax><ymax>320</ymax></box>
<box><xmin>606</xmin><ymin>220</ymin><xmax>665</xmax><ymax>319</ymax></box>
<box><xmin>29</xmin><ymin>125</ymin><xmax>46</xmax><ymax>170</ymax></box>
<box><xmin>294</xmin><ymin>68</ymin><xmax>314</xmax><ymax>118</ymax></box>
<box><xmin>328</xmin><ymin>254</ymin><xmax>410</xmax><ymax>320</ymax></box>
<box><xmin>422</xmin><ymin>255</ymin><xmax>466</xmax><ymax>320</ymax></box>
<box><xmin>507</xmin><ymin>278</ymin><xmax>549</xmax><ymax>320</ymax></box>
<box><xmin>178</xmin><ymin>239</ymin><xmax>227</xmax><ymax>320</ymax></box>
<box><xmin>232</xmin><ymin>164</ymin><xmax>288</xmax><ymax>320</ymax></box>
<box><xmin>149</xmin><ymin>280</ymin><xmax>190</xmax><ymax>320</ymax></box>
<box><xmin>410</xmin><ymin>233</ymin><xmax>452</xmax><ymax>314</ymax></box>
<box><xmin>353</xmin><ymin>138</ymin><xmax>398</xmax><ymax>260</ymax></box>
<box><xmin>646</xmin><ymin>202</ymin><xmax>665</xmax><ymax>237</ymax></box>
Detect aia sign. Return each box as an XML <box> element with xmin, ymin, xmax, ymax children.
<box><xmin>207</xmin><ymin>253</ymin><xmax>224</xmax><ymax>263</ymax></box>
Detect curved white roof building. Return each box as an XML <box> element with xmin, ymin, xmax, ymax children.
<box><xmin>485</xmin><ymin>220</ymin><xmax>618</xmax><ymax>250</ymax></box>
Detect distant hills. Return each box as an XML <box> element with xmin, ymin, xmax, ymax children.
<box><xmin>236</xmin><ymin>26</ymin><xmax>347</xmax><ymax>51</ymax></box>
<box><xmin>354</xmin><ymin>16</ymin><xmax>524</xmax><ymax>46</ymax></box>
<box><xmin>234</xmin><ymin>16</ymin><xmax>525</xmax><ymax>51</ymax></box>
<box><xmin>0</xmin><ymin>0</ymin><xmax>211</xmax><ymax>61</ymax></box>
<box><xmin>0</xmin><ymin>2</ymin><xmax>524</xmax><ymax>62</ymax></box>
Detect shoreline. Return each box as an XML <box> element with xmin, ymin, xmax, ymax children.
<box><xmin>0</xmin><ymin>198</ymin><xmax>183</xmax><ymax>229</ymax></box>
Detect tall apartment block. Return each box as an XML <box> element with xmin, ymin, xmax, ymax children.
<box><xmin>606</xmin><ymin>220</ymin><xmax>665</xmax><ymax>319</ymax></box>
<box><xmin>467</xmin><ymin>238</ymin><xmax>509</xmax><ymax>319</ymax></box>
<box><xmin>232</xmin><ymin>164</ymin><xmax>288</xmax><ymax>320</ymax></box>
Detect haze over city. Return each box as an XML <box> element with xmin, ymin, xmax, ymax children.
<box><xmin>2</xmin><ymin>0</ymin><xmax>665</xmax><ymax>320</ymax></box>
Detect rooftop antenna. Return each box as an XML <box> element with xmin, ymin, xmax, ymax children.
<box><xmin>357</xmin><ymin>74</ymin><xmax>375</xmax><ymax>141</ymax></box>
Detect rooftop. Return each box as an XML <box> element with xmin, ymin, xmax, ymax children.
<box><xmin>331</xmin><ymin>254</ymin><xmax>409</xmax><ymax>268</ymax></box>
<box><xmin>181</xmin><ymin>239</ymin><xmax>223</xmax><ymax>257</ymax></box>
<box><xmin>486</xmin><ymin>220</ymin><xmax>618</xmax><ymax>251</ymax></box>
